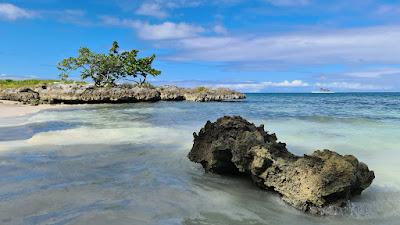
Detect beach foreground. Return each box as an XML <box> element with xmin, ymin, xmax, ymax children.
<box><xmin>0</xmin><ymin>93</ymin><xmax>399</xmax><ymax>225</ymax></box>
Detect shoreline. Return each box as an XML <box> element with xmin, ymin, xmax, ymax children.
<box><xmin>0</xmin><ymin>100</ymin><xmax>63</xmax><ymax>119</ymax></box>
<box><xmin>0</xmin><ymin>84</ymin><xmax>246</xmax><ymax>105</ymax></box>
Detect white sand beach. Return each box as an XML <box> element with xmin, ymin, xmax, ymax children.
<box><xmin>0</xmin><ymin>100</ymin><xmax>61</xmax><ymax>119</ymax></box>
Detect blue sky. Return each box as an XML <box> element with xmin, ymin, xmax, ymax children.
<box><xmin>1</xmin><ymin>0</ymin><xmax>400</xmax><ymax>92</ymax></box>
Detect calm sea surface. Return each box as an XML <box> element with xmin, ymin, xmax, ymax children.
<box><xmin>0</xmin><ymin>93</ymin><xmax>399</xmax><ymax>225</ymax></box>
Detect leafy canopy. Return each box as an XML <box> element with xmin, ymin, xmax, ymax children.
<box><xmin>57</xmin><ymin>41</ymin><xmax>161</xmax><ymax>87</ymax></box>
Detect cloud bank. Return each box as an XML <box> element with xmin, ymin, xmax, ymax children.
<box><xmin>136</xmin><ymin>2</ymin><xmax>168</xmax><ymax>19</ymax></box>
<box><xmin>101</xmin><ymin>16</ymin><xmax>205</xmax><ymax>40</ymax></box>
<box><xmin>0</xmin><ymin>3</ymin><xmax>35</xmax><ymax>21</ymax></box>
<box><xmin>166</xmin><ymin>26</ymin><xmax>400</xmax><ymax>67</ymax></box>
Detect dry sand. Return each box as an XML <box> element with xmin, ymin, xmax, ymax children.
<box><xmin>0</xmin><ymin>100</ymin><xmax>62</xmax><ymax>119</ymax></box>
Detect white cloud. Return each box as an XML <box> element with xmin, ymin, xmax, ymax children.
<box><xmin>264</xmin><ymin>0</ymin><xmax>310</xmax><ymax>7</ymax></box>
<box><xmin>0</xmin><ymin>73</ymin><xmax>37</xmax><ymax>80</ymax></box>
<box><xmin>315</xmin><ymin>82</ymin><xmax>387</xmax><ymax>90</ymax></box>
<box><xmin>136</xmin><ymin>2</ymin><xmax>168</xmax><ymax>18</ymax></box>
<box><xmin>213</xmin><ymin>24</ymin><xmax>228</xmax><ymax>34</ymax></box>
<box><xmin>163</xmin><ymin>0</ymin><xmax>203</xmax><ymax>8</ymax></box>
<box><xmin>375</xmin><ymin>4</ymin><xmax>400</xmax><ymax>15</ymax></box>
<box><xmin>154</xmin><ymin>79</ymin><xmax>310</xmax><ymax>92</ymax></box>
<box><xmin>101</xmin><ymin>16</ymin><xmax>205</xmax><ymax>40</ymax></box>
<box><xmin>131</xmin><ymin>0</ymin><xmax>211</xmax><ymax>19</ymax></box>
<box><xmin>134</xmin><ymin>21</ymin><xmax>205</xmax><ymax>40</ymax></box>
<box><xmin>0</xmin><ymin>5</ymin><xmax>90</xmax><ymax>25</ymax></box>
<box><xmin>342</xmin><ymin>68</ymin><xmax>400</xmax><ymax>78</ymax></box>
<box><xmin>0</xmin><ymin>3</ymin><xmax>35</xmax><ymax>21</ymax></box>
<box><xmin>100</xmin><ymin>15</ymin><xmax>125</xmax><ymax>26</ymax></box>
<box><xmin>51</xmin><ymin>9</ymin><xmax>92</xmax><ymax>26</ymax></box>
<box><xmin>165</xmin><ymin>26</ymin><xmax>400</xmax><ymax>66</ymax></box>
<box><xmin>153</xmin><ymin>78</ymin><xmax>393</xmax><ymax>92</ymax></box>
<box><xmin>213</xmin><ymin>80</ymin><xmax>309</xmax><ymax>92</ymax></box>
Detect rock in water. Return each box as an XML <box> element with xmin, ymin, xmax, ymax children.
<box><xmin>157</xmin><ymin>85</ymin><xmax>246</xmax><ymax>102</ymax></box>
<box><xmin>188</xmin><ymin>116</ymin><xmax>279</xmax><ymax>173</ymax></box>
<box><xmin>188</xmin><ymin>116</ymin><xmax>375</xmax><ymax>215</ymax></box>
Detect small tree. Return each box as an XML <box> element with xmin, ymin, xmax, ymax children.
<box><xmin>57</xmin><ymin>41</ymin><xmax>161</xmax><ymax>87</ymax></box>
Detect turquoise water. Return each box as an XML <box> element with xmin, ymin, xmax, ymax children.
<box><xmin>0</xmin><ymin>93</ymin><xmax>399</xmax><ymax>225</ymax></box>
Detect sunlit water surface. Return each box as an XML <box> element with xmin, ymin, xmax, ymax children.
<box><xmin>0</xmin><ymin>93</ymin><xmax>399</xmax><ymax>225</ymax></box>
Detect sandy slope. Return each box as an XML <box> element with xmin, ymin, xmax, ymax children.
<box><xmin>0</xmin><ymin>100</ymin><xmax>61</xmax><ymax>119</ymax></box>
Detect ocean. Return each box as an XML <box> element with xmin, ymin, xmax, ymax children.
<box><xmin>0</xmin><ymin>93</ymin><xmax>399</xmax><ymax>225</ymax></box>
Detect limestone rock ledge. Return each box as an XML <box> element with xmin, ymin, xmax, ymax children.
<box><xmin>0</xmin><ymin>84</ymin><xmax>245</xmax><ymax>104</ymax></box>
<box><xmin>188</xmin><ymin>116</ymin><xmax>375</xmax><ymax>215</ymax></box>
<box><xmin>157</xmin><ymin>85</ymin><xmax>246</xmax><ymax>102</ymax></box>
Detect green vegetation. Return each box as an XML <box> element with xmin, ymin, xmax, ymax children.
<box><xmin>194</xmin><ymin>86</ymin><xmax>209</xmax><ymax>93</ymax></box>
<box><xmin>0</xmin><ymin>79</ymin><xmax>84</xmax><ymax>90</ymax></box>
<box><xmin>57</xmin><ymin>41</ymin><xmax>161</xmax><ymax>87</ymax></box>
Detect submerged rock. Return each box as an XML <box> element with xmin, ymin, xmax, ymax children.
<box><xmin>188</xmin><ymin>116</ymin><xmax>375</xmax><ymax>215</ymax></box>
<box><xmin>0</xmin><ymin>84</ymin><xmax>245</xmax><ymax>104</ymax></box>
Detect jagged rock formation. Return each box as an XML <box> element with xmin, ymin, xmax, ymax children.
<box><xmin>157</xmin><ymin>85</ymin><xmax>246</xmax><ymax>102</ymax></box>
<box><xmin>37</xmin><ymin>84</ymin><xmax>160</xmax><ymax>104</ymax></box>
<box><xmin>0</xmin><ymin>84</ymin><xmax>245</xmax><ymax>104</ymax></box>
<box><xmin>157</xmin><ymin>86</ymin><xmax>186</xmax><ymax>101</ymax></box>
<box><xmin>0</xmin><ymin>88</ymin><xmax>41</xmax><ymax>105</ymax></box>
<box><xmin>188</xmin><ymin>116</ymin><xmax>375</xmax><ymax>215</ymax></box>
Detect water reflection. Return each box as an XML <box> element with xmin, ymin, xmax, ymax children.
<box><xmin>0</xmin><ymin>121</ymin><xmax>81</xmax><ymax>141</ymax></box>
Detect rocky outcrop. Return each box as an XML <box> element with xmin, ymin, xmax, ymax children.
<box><xmin>157</xmin><ymin>85</ymin><xmax>246</xmax><ymax>102</ymax></box>
<box><xmin>157</xmin><ymin>86</ymin><xmax>186</xmax><ymax>101</ymax></box>
<box><xmin>183</xmin><ymin>88</ymin><xmax>246</xmax><ymax>102</ymax></box>
<box><xmin>0</xmin><ymin>88</ymin><xmax>40</xmax><ymax>105</ymax></box>
<box><xmin>188</xmin><ymin>116</ymin><xmax>375</xmax><ymax>215</ymax></box>
<box><xmin>37</xmin><ymin>83</ymin><xmax>161</xmax><ymax>104</ymax></box>
<box><xmin>0</xmin><ymin>84</ymin><xmax>245</xmax><ymax>104</ymax></box>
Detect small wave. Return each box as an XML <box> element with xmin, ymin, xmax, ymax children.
<box><xmin>347</xmin><ymin>186</ymin><xmax>400</xmax><ymax>219</ymax></box>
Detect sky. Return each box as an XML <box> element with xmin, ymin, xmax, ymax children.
<box><xmin>0</xmin><ymin>0</ymin><xmax>400</xmax><ymax>92</ymax></box>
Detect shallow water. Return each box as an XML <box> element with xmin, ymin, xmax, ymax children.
<box><xmin>0</xmin><ymin>93</ymin><xmax>399</xmax><ymax>225</ymax></box>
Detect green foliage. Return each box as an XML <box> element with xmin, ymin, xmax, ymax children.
<box><xmin>57</xmin><ymin>41</ymin><xmax>161</xmax><ymax>87</ymax></box>
<box><xmin>0</xmin><ymin>79</ymin><xmax>85</xmax><ymax>90</ymax></box>
<box><xmin>194</xmin><ymin>86</ymin><xmax>208</xmax><ymax>93</ymax></box>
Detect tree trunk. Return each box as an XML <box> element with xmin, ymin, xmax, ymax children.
<box><xmin>140</xmin><ymin>75</ymin><xmax>147</xmax><ymax>85</ymax></box>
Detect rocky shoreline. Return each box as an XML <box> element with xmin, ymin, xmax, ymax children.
<box><xmin>0</xmin><ymin>83</ymin><xmax>245</xmax><ymax>105</ymax></box>
<box><xmin>188</xmin><ymin>116</ymin><xmax>375</xmax><ymax>215</ymax></box>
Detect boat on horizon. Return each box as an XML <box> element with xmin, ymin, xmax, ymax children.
<box><xmin>311</xmin><ymin>88</ymin><xmax>335</xmax><ymax>94</ymax></box>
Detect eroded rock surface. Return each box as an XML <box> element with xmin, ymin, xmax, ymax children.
<box><xmin>0</xmin><ymin>84</ymin><xmax>245</xmax><ymax>104</ymax></box>
<box><xmin>37</xmin><ymin>83</ymin><xmax>161</xmax><ymax>104</ymax></box>
<box><xmin>188</xmin><ymin>116</ymin><xmax>375</xmax><ymax>215</ymax></box>
<box><xmin>0</xmin><ymin>88</ymin><xmax>40</xmax><ymax>105</ymax></box>
<box><xmin>157</xmin><ymin>86</ymin><xmax>186</xmax><ymax>101</ymax></box>
<box><xmin>157</xmin><ymin>85</ymin><xmax>246</xmax><ymax>102</ymax></box>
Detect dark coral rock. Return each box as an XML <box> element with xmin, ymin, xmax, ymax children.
<box><xmin>188</xmin><ymin>116</ymin><xmax>375</xmax><ymax>215</ymax></box>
